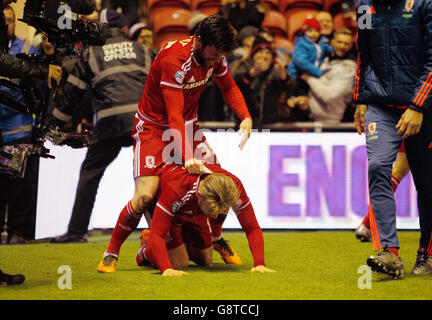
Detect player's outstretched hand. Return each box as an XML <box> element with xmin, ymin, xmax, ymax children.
<box><xmin>354</xmin><ymin>104</ymin><xmax>367</xmax><ymax>135</ymax></box>
<box><xmin>239</xmin><ymin>117</ymin><xmax>253</xmax><ymax>150</ymax></box>
<box><xmin>162</xmin><ymin>268</ymin><xmax>189</xmax><ymax>277</ymax></box>
<box><xmin>250</xmin><ymin>265</ymin><xmax>276</xmax><ymax>273</ymax></box>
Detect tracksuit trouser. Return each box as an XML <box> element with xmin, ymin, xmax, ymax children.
<box><xmin>365</xmin><ymin>104</ymin><xmax>432</xmax><ymax>252</ymax></box>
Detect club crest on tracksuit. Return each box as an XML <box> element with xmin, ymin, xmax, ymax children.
<box><xmin>404</xmin><ymin>0</ymin><xmax>415</xmax><ymax>12</ymax></box>
<box><xmin>367</xmin><ymin>122</ymin><xmax>378</xmax><ymax>140</ymax></box>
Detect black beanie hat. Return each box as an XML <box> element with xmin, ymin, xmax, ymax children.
<box><xmin>250</xmin><ymin>35</ymin><xmax>273</xmax><ymax>57</ymax></box>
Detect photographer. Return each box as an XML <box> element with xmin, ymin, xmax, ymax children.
<box><xmin>50</xmin><ymin>9</ymin><xmax>151</xmax><ymax>243</ymax></box>
<box><xmin>0</xmin><ymin>0</ymin><xmax>62</xmax><ymax>286</ymax></box>
<box><xmin>0</xmin><ymin>1</ymin><xmax>61</xmax><ymax>88</ymax></box>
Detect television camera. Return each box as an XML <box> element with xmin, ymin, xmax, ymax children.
<box><xmin>0</xmin><ymin>0</ymin><xmax>106</xmax><ymax>178</ymax></box>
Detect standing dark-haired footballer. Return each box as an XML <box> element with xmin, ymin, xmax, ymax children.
<box><xmin>97</xmin><ymin>14</ymin><xmax>254</xmax><ymax>272</ymax></box>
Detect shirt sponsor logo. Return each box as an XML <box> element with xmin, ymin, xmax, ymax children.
<box><xmin>175</xmin><ymin>70</ymin><xmax>185</xmax><ymax>84</ymax></box>
<box><xmin>182</xmin><ymin>77</ymin><xmax>210</xmax><ymax>89</ymax></box>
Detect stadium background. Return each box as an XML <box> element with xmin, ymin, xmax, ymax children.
<box><xmin>3</xmin><ymin>0</ymin><xmax>431</xmax><ymax>302</ymax></box>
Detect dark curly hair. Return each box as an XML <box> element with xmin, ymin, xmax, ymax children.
<box><xmin>194</xmin><ymin>14</ymin><xmax>237</xmax><ymax>53</ymax></box>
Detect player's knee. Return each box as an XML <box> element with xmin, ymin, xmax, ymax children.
<box><xmin>195</xmin><ymin>253</ymin><xmax>213</xmax><ymax>267</ymax></box>
<box><xmin>132</xmin><ymin>194</ymin><xmax>154</xmax><ymax>213</ymax></box>
<box><xmin>368</xmin><ymin>160</ymin><xmax>388</xmax><ymax>177</ymax></box>
<box><xmin>199</xmin><ymin>256</ymin><xmax>213</xmax><ymax>267</ymax></box>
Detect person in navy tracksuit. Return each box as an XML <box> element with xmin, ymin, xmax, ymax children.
<box><xmin>354</xmin><ymin>0</ymin><xmax>432</xmax><ymax>277</ymax></box>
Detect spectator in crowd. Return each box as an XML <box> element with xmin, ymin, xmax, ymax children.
<box><xmin>220</xmin><ymin>0</ymin><xmax>267</xmax><ymax>31</ymax></box>
<box><xmin>50</xmin><ymin>9</ymin><xmax>152</xmax><ymax>243</ymax></box>
<box><xmin>287</xmin><ymin>17</ymin><xmax>333</xmax><ymax>96</ymax></box>
<box><xmin>315</xmin><ymin>11</ymin><xmax>334</xmax><ymax>44</ymax></box>
<box><xmin>288</xmin><ymin>18</ymin><xmax>333</xmax><ymax>80</ymax></box>
<box><xmin>284</xmin><ymin>96</ymin><xmax>311</xmax><ymax>122</ymax></box>
<box><xmin>258</xmin><ymin>27</ymin><xmax>275</xmax><ymax>49</ymax></box>
<box><xmin>300</xmin><ymin>28</ymin><xmax>356</xmax><ymax>123</ymax></box>
<box><xmin>129</xmin><ymin>21</ymin><xmax>157</xmax><ymax>58</ymax></box>
<box><xmin>234</xmin><ymin>35</ymin><xmax>292</xmax><ymax>127</ymax></box>
<box><xmin>101</xmin><ymin>0</ymin><xmax>138</xmax><ymax>27</ymax></box>
<box><xmin>0</xmin><ymin>5</ymin><xmax>51</xmax><ymax>245</ymax></box>
<box><xmin>229</xmin><ymin>26</ymin><xmax>258</xmax><ymax>72</ymax></box>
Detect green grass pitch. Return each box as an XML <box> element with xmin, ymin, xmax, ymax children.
<box><xmin>1</xmin><ymin>230</ymin><xmax>432</xmax><ymax>300</ymax></box>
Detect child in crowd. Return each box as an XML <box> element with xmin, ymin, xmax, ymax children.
<box><xmin>287</xmin><ymin>17</ymin><xmax>333</xmax><ymax>80</ymax></box>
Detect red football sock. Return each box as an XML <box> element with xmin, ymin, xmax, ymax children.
<box><xmin>385</xmin><ymin>247</ymin><xmax>399</xmax><ymax>256</ymax></box>
<box><xmin>362</xmin><ymin>207</ymin><xmax>371</xmax><ymax>229</ymax></box>
<box><xmin>107</xmin><ymin>201</ymin><xmax>142</xmax><ymax>255</ymax></box>
<box><xmin>142</xmin><ymin>245</ymin><xmax>158</xmax><ymax>266</ymax></box>
<box><xmin>391</xmin><ymin>175</ymin><xmax>400</xmax><ymax>192</ymax></box>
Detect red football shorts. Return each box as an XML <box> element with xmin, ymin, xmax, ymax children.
<box><xmin>166</xmin><ymin>213</ymin><xmax>213</xmax><ymax>250</ymax></box>
<box><xmin>132</xmin><ymin>117</ymin><xmax>220</xmax><ymax>178</ymax></box>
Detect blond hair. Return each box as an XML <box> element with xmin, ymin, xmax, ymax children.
<box><xmin>199</xmin><ymin>173</ymin><xmax>240</xmax><ymax>215</ymax></box>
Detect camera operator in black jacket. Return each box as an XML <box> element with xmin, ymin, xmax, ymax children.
<box><xmin>0</xmin><ymin>0</ymin><xmax>62</xmax><ymax>286</ymax></box>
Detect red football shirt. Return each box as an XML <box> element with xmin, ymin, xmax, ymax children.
<box><xmin>136</xmin><ymin>36</ymin><xmax>250</xmax><ymax>161</ymax></box>
<box><xmin>137</xmin><ymin>36</ymin><xmax>228</xmax><ymax>125</ymax></box>
<box><xmin>148</xmin><ymin>164</ymin><xmax>265</xmax><ymax>273</ymax></box>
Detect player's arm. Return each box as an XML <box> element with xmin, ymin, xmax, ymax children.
<box><xmin>160</xmin><ymin>58</ymin><xmax>206</xmax><ymax>173</ymax></box>
<box><xmin>148</xmin><ymin>198</ymin><xmax>190</xmax><ymax>276</ymax></box>
<box><xmin>407</xmin><ymin>1</ymin><xmax>432</xmax><ymax>114</ymax></box>
<box><xmin>353</xmin><ymin>4</ymin><xmax>371</xmax><ymax>136</ymax></box>
<box><xmin>161</xmin><ymin>87</ymin><xmax>194</xmax><ymax>161</ymax></box>
<box><xmin>396</xmin><ymin>1</ymin><xmax>432</xmax><ymax>139</ymax></box>
<box><xmin>235</xmin><ymin>204</ymin><xmax>275</xmax><ymax>273</ymax></box>
<box><xmin>353</xmin><ymin>1</ymin><xmax>371</xmax><ymax>105</ymax></box>
<box><xmin>148</xmin><ymin>203</ymin><xmax>174</xmax><ymax>273</ymax></box>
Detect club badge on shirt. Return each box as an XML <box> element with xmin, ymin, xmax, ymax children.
<box><xmin>144</xmin><ymin>156</ymin><xmax>156</xmax><ymax>169</ymax></box>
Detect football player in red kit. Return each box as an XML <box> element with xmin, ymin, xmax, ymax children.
<box><xmin>97</xmin><ymin>15</ymin><xmax>253</xmax><ymax>272</ymax></box>
<box><xmin>134</xmin><ymin>164</ymin><xmax>275</xmax><ymax>276</ymax></box>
